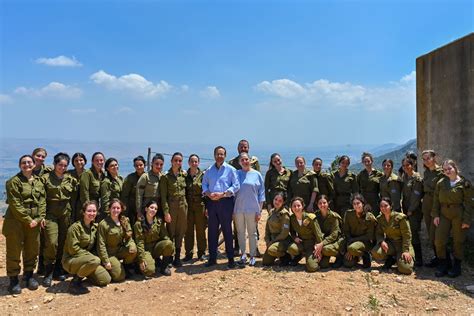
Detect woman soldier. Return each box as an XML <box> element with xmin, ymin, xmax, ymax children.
<box><xmin>312</xmin><ymin>157</ymin><xmax>335</xmax><ymax>209</ymax></box>
<box><xmin>69</xmin><ymin>152</ymin><xmax>87</xmax><ymax>222</ymax></box>
<box><xmin>32</xmin><ymin>147</ymin><xmax>53</xmax><ymax>176</ymax></box>
<box><xmin>314</xmin><ymin>195</ymin><xmax>344</xmax><ymax>269</ymax></box>
<box><xmin>379</xmin><ymin>159</ymin><xmax>402</xmax><ymax>212</ymax></box>
<box><xmin>136</xmin><ymin>153</ymin><xmax>164</xmax><ymax>219</ymax></box>
<box><xmin>371</xmin><ymin>197</ymin><xmax>414</xmax><ymax>275</ymax></box>
<box><xmin>160</xmin><ymin>152</ymin><xmax>188</xmax><ymax>267</ymax></box>
<box><xmin>357</xmin><ymin>152</ymin><xmax>383</xmax><ymax>216</ymax></box>
<box><xmin>183</xmin><ymin>154</ymin><xmax>207</xmax><ymax>262</ymax></box>
<box><xmin>97</xmin><ymin>199</ymin><xmax>137</xmax><ymax>282</ymax></box>
<box><xmin>342</xmin><ymin>194</ymin><xmax>376</xmax><ymax>269</ymax></box>
<box><xmin>134</xmin><ymin>200</ymin><xmax>174</xmax><ymax>277</ymax></box>
<box><xmin>62</xmin><ymin>201</ymin><xmax>111</xmax><ymax>294</ymax></box>
<box><xmin>41</xmin><ymin>152</ymin><xmax>78</xmax><ymax>287</ymax></box>
<box><xmin>332</xmin><ymin>155</ymin><xmax>359</xmax><ymax>216</ymax></box>
<box><xmin>264</xmin><ymin>153</ymin><xmax>292</xmax><ymax>211</ymax></box>
<box><xmin>121</xmin><ymin>156</ymin><xmax>146</xmax><ymax>226</ymax></box>
<box><xmin>287</xmin><ymin>197</ymin><xmax>324</xmax><ymax>272</ymax></box>
<box><xmin>287</xmin><ymin>156</ymin><xmax>319</xmax><ymax>212</ymax></box>
<box><xmin>262</xmin><ymin>192</ymin><xmax>292</xmax><ymax>266</ymax></box>
<box><xmin>401</xmin><ymin>157</ymin><xmax>424</xmax><ymax>266</ymax></box>
<box><xmin>421</xmin><ymin>150</ymin><xmax>444</xmax><ymax>268</ymax></box>
<box><xmin>80</xmin><ymin>152</ymin><xmax>105</xmax><ymax>219</ymax></box>
<box><xmin>433</xmin><ymin>160</ymin><xmax>472</xmax><ymax>278</ymax></box>
<box><xmin>100</xmin><ymin>158</ymin><xmax>124</xmax><ymax>215</ymax></box>
<box><xmin>3</xmin><ymin>155</ymin><xmax>45</xmax><ymax>294</ymax></box>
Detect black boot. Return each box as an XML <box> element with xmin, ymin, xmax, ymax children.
<box><xmin>448</xmin><ymin>259</ymin><xmax>462</xmax><ymax>278</ymax></box>
<box><xmin>289</xmin><ymin>255</ymin><xmax>302</xmax><ymax>267</ymax></box>
<box><xmin>182</xmin><ymin>253</ymin><xmax>193</xmax><ymax>262</ymax></box>
<box><xmin>413</xmin><ymin>244</ymin><xmax>423</xmax><ymax>267</ymax></box>
<box><xmin>279</xmin><ymin>254</ymin><xmax>291</xmax><ymax>267</ymax></box>
<box><xmin>424</xmin><ymin>256</ymin><xmax>438</xmax><ymax>268</ymax></box>
<box><xmin>435</xmin><ymin>259</ymin><xmax>448</xmax><ymax>277</ymax></box>
<box><xmin>382</xmin><ymin>256</ymin><xmax>396</xmax><ymax>270</ymax></box>
<box><xmin>69</xmin><ymin>275</ymin><xmax>89</xmax><ymax>295</ymax></box>
<box><xmin>173</xmin><ymin>249</ymin><xmax>183</xmax><ymax>267</ymax></box>
<box><xmin>37</xmin><ymin>256</ymin><xmax>44</xmax><ymax>276</ymax></box>
<box><xmin>332</xmin><ymin>254</ymin><xmax>344</xmax><ymax>269</ymax></box>
<box><xmin>362</xmin><ymin>252</ymin><xmax>372</xmax><ymax>269</ymax></box>
<box><xmin>8</xmin><ymin>276</ymin><xmax>21</xmax><ymax>295</ymax></box>
<box><xmin>124</xmin><ymin>264</ymin><xmax>135</xmax><ymax>278</ymax></box>
<box><xmin>53</xmin><ymin>263</ymin><xmax>67</xmax><ymax>281</ymax></box>
<box><xmin>23</xmin><ymin>271</ymin><xmax>39</xmax><ymax>290</ymax></box>
<box><xmin>42</xmin><ymin>264</ymin><xmax>54</xmax><ymax>287</ymax></box>
<box><xmin>160</xmin><ymin>257</ymin><xmax>172</xmax><ymax>276</ymax></box>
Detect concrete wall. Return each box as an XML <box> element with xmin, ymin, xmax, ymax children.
<box><xmin>417</xmin><ymin>33</ymin><xmax>474</xmax><ymax>182</ymax></box>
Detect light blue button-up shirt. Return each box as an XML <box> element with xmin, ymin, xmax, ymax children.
<box><xmin>234</xmin><ymin>169</ymin><xmax>265</xmax><ymax>214</ymax></box>
<box><xmin>202</xmin><ymin>162</ymin><xmax>240</xmax><ymax>196</ymax></box>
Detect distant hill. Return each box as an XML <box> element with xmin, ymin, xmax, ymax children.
<box><xmin>351</xmin><ymin>139</ymin><xmax>417</xmax><ymax>172</ymax></box>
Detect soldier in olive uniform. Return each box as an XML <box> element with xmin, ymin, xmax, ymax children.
<box><xmin>134</xmin><ymin>200</ymin><xmax>174</xmax><ymax>276</ymax></box>
<box><xmin>262</xmin><ymin>192</ymin><xmax>292</xmax><ymax>266</ymax></box>
<box><xmin>121</xmin><ymin>156</ymin><xmax>146</xmax><ymax>226</ymax></box>
<box><xmin>3</xmin><ymin>155</ymin><xmax>45</xmax><ymax>294</ymax></box>
<box><xmin>264</xmin><ymin>153</ymin><xmax>292</xmax><ymax>210</ymax></box>
<box><xmin>160</xmin><ymin>152</ymin><xmax>188</xmax><ymax>267</ymax></box>
<box><xmin>421</xmin><ymin>150</ymin><xmax>444</xmax><ymax>267</ymax></box>
<box><xmin>372</xmin><ymin>197</ymin><xmax>414</xmax><ymax>275</ymax></box>
<box><xmin>136</xmin><ymin>154</ymin><xmax>164</xmax><ymax>219</ymax></box>
<box><xmin>41</xmin><ymin>153</ymin><xmax>78</xmax><ymax>287</ymax></box>
<box><xmin>312</xmin><ymin>158</ymin><xmax>335</xmax><ymax>209</ymax></box>
<box><xmin>332</xmin><ymin>156</ymin><xmax>359</xmax><ymax>216</ymax></box>
<box><xmin>228</xmin><ymin>139</ymin><xmax>261</xmax><ymax>171</ymax></box>
<box><xmin>401</xmin><ymin>157</ymin><xmax>424</xmax><ymax>266</ymax></box>
<box><xmin>97</xmin><ymin>199</ymin><xmax>137</xmax><ymax>282</ymax></box>
<box><xmin>287</xmin><ymin>197</ymin><xmax>324</xmax><ymax>272</ymax></box>
<box><xmin>62</xmin><ymin>201</ymin><xmax>111</xmax><ymax>294</ymax></box>
<box><xmin>287</xmin><ymin>156</ymin><xmax>319</xmax><ymax>212</ymax></box>
<box><xmin>379</xmin><ymin>159</ymin><xmax>402</xmax><ymax>212</ymax></box>
<box><xmin>68</xmin><ymin>152</ymin><xmax>87</xmax><ymax>222</ymax></box>
<box><xmin>315</xmin><ymin>195</ymin><xmax>344</xmax><ymax>269</ymax></box>
<box><xmin>80</xmin><ymin>152</ymin><xmax>105</xmax><ymax>219</ymax></box>
<box><xmin>100</xmin><ymin>158</ymin><xmax>123</xmax><ymax>215</ymax></box>
<box><xmin>357</xmin><ymin>153</ymin><xmax>384</xmax><ymax>216</ymax></box>
<box><xmin>184</xmin><ymin>154</ymin><xmax>207</xmax><ymax>261</ymax></box>
<box><xmin>432</xmin><ymin>160</ymin><xmax>473</xmax><ymax>278</ymax></box>
<box><xmin>342</xmin><ymin>194</ymin><xmax>376</xmax><ymax>268</ymax></box>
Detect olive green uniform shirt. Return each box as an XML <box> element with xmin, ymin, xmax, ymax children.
<box><xmin>160</xmin><ymin>168</ymin><xmax>187</xmax><ymax>216</ymax></box>
<box><xmin>121</xmin><ymin>172</ymin><xmax>141</xmax><ymax>216</ymax></box>
<box><xmin>357</xmin><ymin>168</ymin><xmax>383</xmax><ymax>209</ymax></box>
<box><xmin>264</xmin><ymin>207</ymin><xmax>291</xmax><ymax>244</ymax></box>
<box><xmin>343</xmin><ymin>209</ymin><xmax>377</xmax><ymax>244</ymax></box>
<box><xmin>136</xmin><ymin>170</ymin><xmax>162</xmax><ymax>214</ymax></box>
<box><xmin>97</xmin><ymin>216</ymin><xmax>135</xmax><ymax>264</ymax></box>
<box><xmin>100</xmin><ymin>175</ymin><xmax>124</xmax><ymax>213</ymax></box>
<box><xmin>67</xmin><ymin>169</ymin><xmax>83</xmax><ymax>220</ymax></box>
<box><xmin>33</xmin><ymin>164</ymin><xmax>53</xmax><ymax>177</ymax></box>
<box><xmin>287</xmin><ymin>169</ymin><xmax>319</xmax><ymax>207</ymax></box>
<box><xmin>264</xmin><ymin>167</ymin><xmax>292</xmax><ymax>204</ymax></box>
<box><xmin>80</xmin><ymin>168</ymin><xmax>105</xmax><ymax>206</ymax></box>
<box><xmin>423</xmin><ymin>166</ymin><xmax>444</xmax><ymax>195</ymax></box>
<box><xmin>379</xmin><ymin>173</ymin><xmax>402</xmax><ymax>212</ymax></box>
<box><xmin>314</xmin><ymin>171</ymin><xmax>335</xmax><ymax>202</ymax></box>
<box><xmin>5</xmin><ymin>173</ymin><xmax>46</xmax><ymax>224</ymax></box>
<box><xmin>432</xmin><ymin>177</ymin><xmax>473</xmax><ymax>225</ymax></box>
<box><xmin>228</xmin><ymin>155</ymin><xmax>261</xmax><ymax>171</ymax></box>
<box><xmin>375</xmin><ymin>212</ymin><xmax>412</xmax><ymax>253</ymax></box>
<box><xmin>133</xmin><ymin>217</ymin><xmax>170</xmax><ymax>262</ymax></box>
<box><xmin>289</xmin><ymin>212</ymin><xmax>323</xmax><ymax>242</ymax></box>
<box><xmin>63</xmin><ymin>220</ymin><xmax>98</xmax><ymax>259</ymax></box>
<box><xmin>332</xmin><ymin>171</ymin><xmax>359</xmax><ymax>212</ymax></box>
<box><xmin>42</xmin><ymin>172</ymin><xmax>78</xmax><ymax>217</ymax></box>
<box><xmin>401</xmin><ymin>172</ymin><xmax>423</xmax><ymax>214</ymax></box>
<box><xmin>315</xmin><ymin>210</ymin><xmax>342</xmax><ymax>246</ymax></box>
<box><xmin>185</xmin><ymin>168</ymin><xmax>204</xmax><ymax>207</ymax></box>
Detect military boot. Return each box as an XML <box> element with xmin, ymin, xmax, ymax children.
<box><xmin>435</xmin><ymin>259</ymin><xmax>448</xmax><ymax>277</ymax></box>
<box><xmin>173</xmin><ymin>248</ymin><xmax>183</xmax><ymax>267</ymax></box>
<box><xmin>278</xmin><ymin>254</ymin><xmax>291</xmax><ymax>267</ymax></box>
<box><xmin>160</xmin><ymin>257</ymin><xmax>172</xmax><ymax>276</ymax></box>
<box><xmin>448</xmin><ymin>259</ymin><xmax>462</xmax><ymax>278</ymax></box>
<box><xmin>289</xmin><ymin>254</ymin><xmax>302</xmax><ymax>267</ymax></box>
<box><xmin>425</xmin><ymin>256</ymin><xmax>438</xmax><ymax>268</ymax></box>
<box><xmin>382</xmin><ymin>256</ymin><xmax>396</xmax><ymax>270</ymax></box>
<box><xmin>332</xmin><ymin>254</ymin><xmax>344</xmax><ymax>269</ymax></box>
<box><xmin>42</xmin><ymin>264</ymin><xmax>54</xmax><ymax>287</ymax></box>
<box><xmin>69</xmin><ymin>275</ymin><xmax>89</xmax><ymax>295</ymax></box>
<box><xmin>23</xmin><ymin>271</ymin><xmax>39</xmax><ymax>290</ymax></box>
<box><xmin>53</xmin><ymin>263</ymin><xmax>67</xmax><ymax>281</ymax></box>
<box><xmin>8</xmin><ymin>276</ymin><xmax>21</xmax><ymax>295</ymax></box>
<box><xmin>362</xmin><ymin>252</ymin><xmax>372</xmax><ymax>269</ymax></box>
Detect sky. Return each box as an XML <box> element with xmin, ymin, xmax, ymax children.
<box><xmin>0</xmin><ymin>0</ymin><xmax>472</xmax><ymax>149</ymax></box>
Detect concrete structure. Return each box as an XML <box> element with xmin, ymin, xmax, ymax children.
<box><xmin>417</xmin><ymin>33</ymin><xmax>474</xmax><ymax>182</ymax></box>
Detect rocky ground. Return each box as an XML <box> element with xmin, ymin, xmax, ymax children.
<box><xmin>0</xmin><ymin>215</ymin><xmax>473</xmax><ymax>315</ymax></box>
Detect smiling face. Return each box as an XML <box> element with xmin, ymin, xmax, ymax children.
<box><xmin>152</xmin><ymin>159</ymin><xmax>164</xmax><ymax>174</ymax></box>
<box><xmin>295</xmin><ymin>157</ymin><xmax>305</xmax><ymax>172</ymax></box>
<box><xmin>54</xmin><ymin>159</ymin><xmax>69</xmax><ymax>176</ymax></box>
<box><xmin>33</xmin><ymin>150</ymin><xmax>47</xmax><ymax>166</ymax></box>
<box><xmin>352</xmin><ymin>198</ymin><xmax>364</xmax><ymax>214</ymax></box>
<box><xmin>93</xmin><ymin>154</ymin><xmax>105</xmax><ymax>171</ymax></box>
<box><xmin>107</xmin><ymin>160</ymin><xmax>119</xmax><ymax>177</ymax></box>
<box><xmin>382</xmin><ymin>160</ymin><xmax>393</xmax><ymax>176</ymax></box>
<box><xmin>339</xmin><ymin>157</ymin><xmax>350</xmax><ymax>171</ymax></box>
<box><xmin>74</xmin><ymin>156</ymin><xmax>86</xmax><ymax>171</ymax></box>
<box><xmin>83</xmin><ymin>203</ymin><xmax>98</xmax><ymax>223</ymax></box>
<box><xmin>238</xmin><ymin>141</ymin><xmax>249</xmax><ymax>154</ymax></box>
<box><xmin>402</xmin><ymin>160</ymin><xmax>413</xmax><ymax>175</ymax></box>
<box><xmin>317</xmin><ymin>197</ymin><xmax>329</xmax><ymax>214</ymax></box>
<box><xmin>312</xmin><ymin>159</ymin><xmax>322</xmax><ymax>173</ymax></box>
<box><xmin>291</xmin><ymin>199</ymin><xmax>304</xmax><ymax>216</ymax></box>
<box><xmin>239</xmin><ymin>153</ymin><xmax>250</xmax><ymax>170</ymax></box>
<box><xmin>214</xmin><ymin>148</ymin><xmax>226</xmax><ymax>165</ymax></box>
<box><xmin>363</xmin><ymin>156</ymin><xmax>373</xmax><ymax>169</ymax></box>
<box><xmin>188</xmin><ymin>156</ymin><xmax>199</xmax><ymax>169</ymax></box>
<box><xmin>134</xmin><ymin>160</ymin><xmax>145</xmax><ymax>175</ymax></box>
<box><xmin>273</xmin><ymin>194</ymin><xmax>284</xmax><ymax>209</ymax></box>
<box><xmin>442</xmin><ymin>161</ymin><xmax>458</xmax><ymax>179</ymax></box>
<box><xmin>171</xmin><ymin>155</ymin><xmax>183</xmax><ymax>170</ymax></box>
<box><xmin>145</xmin><ymin>202</ymin><xmax>158</xmax><ymax>218</ymax></box>
<box><xmin>20</xmin><ymin>156</ymin><xmax>35</xmax><ymax>173</ymax></box>
<box><xmin>109</xmin><ymin>201</ymin><xmax>122</xmax><ymax>219</ymax></box>
<box><xmin>379</xmin><ymin>199</ymin><xmax>391</xmax><ymax>215</ymax></box>
<box><xmin>422</xmin><ymin>153</ymin><xmax>435</xmax><ymax>169</ymax></box>
<box><xmin>271</xmin><ymin>155</ymin><xmax>282</xmax><ymax>169</ymax></box>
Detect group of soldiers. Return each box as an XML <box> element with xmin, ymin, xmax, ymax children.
<box><xmin>2</xmin><ymin>141</ymin><xmax>472</xmax><ymax>295</ymax></box>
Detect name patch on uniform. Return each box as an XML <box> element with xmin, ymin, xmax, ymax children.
<box><xmin>283</xmin><ymin>224</ymin><xmax>289</xmax><ymax>229</ymax></box>
<box><xmin>414</xmin><ymin>190</ymin><xmax>421</xmax><ymax>196</ymax></box>
<box><xmin>391</xmin><ymin>189</ymin><xmax>397</xmax><ymax>193</ymax></box>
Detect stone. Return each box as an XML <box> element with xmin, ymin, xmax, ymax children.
<box><xmin>426</xmin><ymin>307</ymin><xmax>439</xmax><ymax>312</ymax></box>
<box><xmin>466</xmin><ymin>285</ymin><xmax>474</xmax><ymax>294</ymax></box>
<box><xmin>370</xmin><ymin>270</ymin><xmax>380</xmax><ymax>276</ymax></box>
<box><xmin>43</xmin><ymin>295</ymin><xmax>54</xmax><ymax>304</ymax></box>
<box><xmin>345</xmin><ymin>306</ymin><xmax>353</xmax><ymax>311</ymax></box>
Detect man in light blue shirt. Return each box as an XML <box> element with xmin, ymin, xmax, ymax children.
<box><xmin>202</xmin><ymin>146</ymin><xmax>240</xmax><ymax>268</ymax></box>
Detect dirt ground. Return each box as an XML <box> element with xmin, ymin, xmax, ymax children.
<box><xmin>0</xmin><ymin>214</ymin><xmax>473</xmax><ymax>315</ymax></box>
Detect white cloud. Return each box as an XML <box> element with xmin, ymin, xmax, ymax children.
<box><xmin>14</xmin><ymin>82</ymin><xmax>82</xmax><ymax>99</ymax></box>
<box><xmin>69</xmin><ymin>108</ymin><xmax>96</xmax><ymax>114</ymax></box>
<box><xmin>35</xmin><ymin>55</ymin><xmax>82</xmax><ymax>67</ymax></box>
<box><xmin>116</xmin><ymin>106</ymin><xmax>134</xmax><ymax>114</ymax></box>
<box><xmin>0</xmin><ymin>94</ymin><xmax>13</xmax><ymax>105</ymax></box>
<box><xmin>200</xmin><ymin>86</ymin><xmax>220</xmax><ymax>99</ymax></box>
<box><xmin>90</xmin><ymin>70</ymin><xmax>172</xmax><ymax>98</ymax></box>
<box><xmin>180</xmin><ymin>85</ymin><xmax>189</xmax><ymax>92</ymax></box>
<box><xmin>255</xmin><ymin>72</ymin><xmax>416</xmax><ymax>111</ymax></box>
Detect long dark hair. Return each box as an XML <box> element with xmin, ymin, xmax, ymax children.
<box><xmin>141</xmin><ymin>200</ymin><xmax>159</xmax><ymax>233</ymax></box>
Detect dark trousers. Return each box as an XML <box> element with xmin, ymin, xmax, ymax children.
<box><xmin>207</xmin><ymin>197</ymin><xmax>234</xmax><ymax>261</ymax></box>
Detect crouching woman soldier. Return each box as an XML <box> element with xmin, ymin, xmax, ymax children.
<box><xmin>262</xmin><ymin>192</ymin><xmax>292</xmax><ymax>266</ymax></box>
<box><xmin>3</xmin><ymin>155</ymin><xmax>46</xmax><ymax>294</ymax></box>
<box><xmin>371</xmin><ymin>197</ymin><xmax>414</xmax><ymax>275</ymax></box>
<box><xmin>134</xmin><ymin>200</ymin><xmax>174</xmax><ymax>277</ymax></box>
<box><xmin>97</xmin><ymin>199</ymin><xmax>137</xmax><ymax>282</ymax></box>
<box><xmin>287</xmin><ymin>197</ymin><xmax>324</xmax><ymax>272</ymax></box>
<box><xmin>62</xmin><ymin>201</ymin><xmax>111</xmax><ymax>294</ymax></box>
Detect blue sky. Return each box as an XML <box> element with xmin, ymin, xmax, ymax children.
<box><xmin>0</xmin><ymin>0</ymin><xmax>472</xmax><ymax>148</ymax></box>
